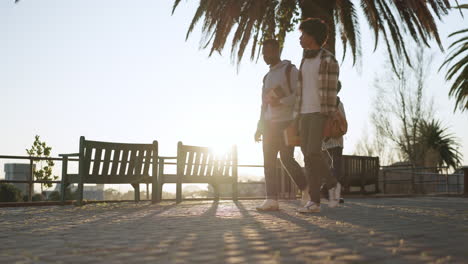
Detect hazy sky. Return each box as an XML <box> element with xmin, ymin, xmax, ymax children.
<box><xmin>1</xmin><ymin>0</ymin><xmax>467</xmax><ymax>173</ymax></box>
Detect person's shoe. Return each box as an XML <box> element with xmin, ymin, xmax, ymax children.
<box><xmin>320</xmin><ymin>184</ymin><xmax>329</xmax><ymax>200</ymax></box>
<box><xmin>301</xmin><ymin>187</ymin><xmax>310</xmax><ymax>206</ymax></box>
<box><xmin>297</xmin><ymin>201</ymin><xmax>321</xmax><ymax>213</ymax></box>
<box><xmin>328</xmin><ymin>183</ymin><xmax>341</xmax><ymax>208</ymax></box>
<box><xmin>256</xmin><ymin>199</ymin><xmax>279</xmax><ymax>211</ymax></box>
<box><xmin>339</xmin><ymin>198</ymin><xmax>345</xmax><ymax>204</ymax></box>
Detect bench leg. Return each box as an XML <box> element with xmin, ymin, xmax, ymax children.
<box><xmin>214</xmin><ymin>184</ymin><xmax>220</xmax><ymax>201</ymax></box>
<box><xmin>60</xmin><ymin>176</ymin><xmax>67</xmax><ymax>203</ymax></box>
<box><xmin>60</xmin><ymin>158</ymin><xmax>68</xmax><ymax>204</ymax></box>
<box><xmin>77</xmin><ymin>182</ymin><xmax>84</xmax><ymax>206</ymax></box>
<box><xmin>132</xmin><ymin>184</ymin><xmax>140</xmax><ymax>202</ymax></box>
<box><xmin>152</xmin><ymin>179</ymin><xmax>158</xmax><ymax>204</ymax></box>
<box><xmin>232</xmin><ymin>182</ymin><xmax>238</xmax><ymax>201</ymax></box>
<box><xmin>176</xmin><ymin>182</ymin><xmax>182</xmax><ymax>203</ymax></box>
<box><xmin>157</xmin><ymin>182</ymin><xmax>163</xmax><ymax>202</ymax></box>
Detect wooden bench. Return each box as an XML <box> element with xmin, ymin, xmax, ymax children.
<box><xmin>60</xmin><ymin>136</ymin><xmax>158</xmax><ymax>204</ymax></box>
<box><xmin>157</xmin><ymin>142</ymin><xmax>238</xmax><ymax>203</ymax></box>
<box><xmin>342</xmin><ymin>155</ymin><xmax>380</xmax><ymax>194</ymax></box>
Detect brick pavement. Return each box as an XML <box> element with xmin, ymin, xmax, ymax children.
<box><xmin>0</xmin><ymin>197</ymin><xmax>467</xmax><ymax>263</ymax></box>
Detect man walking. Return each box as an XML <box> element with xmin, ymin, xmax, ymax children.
<box><xmin>296</xmin><ymin>18</ymin><xmax>341</xmax><ymax>213</ymax></box>
<box><xmin>255</xmin><ymin>39</ymin><xmax>306</xmax><ymax>211</ymax></box>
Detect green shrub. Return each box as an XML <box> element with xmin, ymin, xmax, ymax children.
<box><xmin>0</xmin><ymin>183</ymin><xmax>23</xmax><ymax>202</ymax></box>
<box><xmin>47</xmin><ymin>191</ymin><xmax>61</xmax><ymax>201</ymax></box>
<box><xmin>32</xmin><ymin>193</ymin><xmax>45</xmax><ymax>201</ymax></box>
<box><xmin>48</xmin><ymin>188</ymin><xmax>78</xmax><ymax>201</ymax></box>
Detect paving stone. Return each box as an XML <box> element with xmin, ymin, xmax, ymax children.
<box><xmin>1</xmin><ymin>197</ymin><xmax>467</xmax><ymax>263</ymax></box>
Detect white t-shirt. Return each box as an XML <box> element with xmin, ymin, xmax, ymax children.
<box><xmin>300</xmin><ymin>55</ymin><xmax>321</xmax><ymax>114</ymax></box>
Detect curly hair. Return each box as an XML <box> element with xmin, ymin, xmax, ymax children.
<box><xmin>299</xmin><ymin>18</ymin><xmax>328</xmax><ymax>47</ymax></box>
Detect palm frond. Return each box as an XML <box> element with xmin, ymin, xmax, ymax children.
<box><xmin>439</xmin><ymin>5</ymin><xmax>468</xmax><ymax>112</ymax></box>
<box><xmin>361</xmin><ymin>0</ymin><xmax>450</xmax><ymax>71</ymax></box>
<box><xmin>172</xmin><ymin>0</ymin><xmax>451</xmax><ymax>67</ymax></box>
<box><xmin>418</xmin><ymin>119</ymin><xmax>462</xmax><ymax>169</ymax></box>
<box><xmin>335</xmin><ymin>0</ymin><xmax>361</xmax><ymax>65</ymax></box>
<box><xmin>172</xmin><ymin>0</ymin><xmax>183</xmax><ymax>14</ymax></box>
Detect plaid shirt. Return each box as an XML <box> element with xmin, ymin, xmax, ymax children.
<box><xmin>296</xmin><ymin>49</ymin><xmax>339</xmax><ymax>115</ymax></box>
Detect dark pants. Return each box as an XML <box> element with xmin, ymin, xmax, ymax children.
<box><xmin>263</xmin><ymin>120</ymin><xmax>306</xmax><ymax>200</ymax></box>
<box><xmin>300</xmin><ymin>113</ymin><xmax>338</xmax><ymax>204</ymax></box>
<box><xmin>328</xmin><ymin>147</ymin><xmax>343</xmax><ymax>183</ymax></box>
<box><xmin>322</xmin><ymin>147</ymin><xmax>343</xmax><ymax>193</ymax></box>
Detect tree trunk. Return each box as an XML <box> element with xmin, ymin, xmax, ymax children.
<box><xmin>299</xmin><ymin>0</ymin><xmax>336</xmax><ymax>55</ymax></box>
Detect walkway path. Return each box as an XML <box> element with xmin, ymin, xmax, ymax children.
<box><xmin>1</xmin><ymin>197</ymin><xmax>467</xmax><ymax>263</ymax></box>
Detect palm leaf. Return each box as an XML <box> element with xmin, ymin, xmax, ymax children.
<box><xmin>439</xmin><ymin>5</ymin><xmax>468</xmax><ymax>111</ymax></box>
<box><xmin>172</xmin><ymin>0</ymin><xmax>451</xmax><ymax>68</ymax></box>
<box><xmin>335</xmin><ymin>0</ymin><xmax>361</xmax><ymax>65</ymax></box>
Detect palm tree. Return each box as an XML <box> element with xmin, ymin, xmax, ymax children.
<box><xmin>440</xmin><ymin>4</ymin><xmax>467</xmax><ymax>112</ymax></box>
<box><xmin>172</xmin><ymin>0</ymin><xmax>455</xmax><ymax>69</ymax></box>
<box><xmin>416</xmin><ymin>119</ymin><xmax>461</xmax><ymax>170</ymax></box>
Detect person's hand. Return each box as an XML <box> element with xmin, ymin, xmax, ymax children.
<box><xmin>254</xmin><ymin>130</ymin><xmax>262</xmax><ymax>142</ymax></box>
<box><xmin>265</xmin><ymin>96</ymin><xmax>281</xmax><ymax>107</ymax></box>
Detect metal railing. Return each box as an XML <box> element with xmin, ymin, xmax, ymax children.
<box><xmin>0</xmin><ymin>155</ymin><xmax>279</xmax><ymax>203</ymax></box>
<box><xmin>381</xmin><ymin>166</ymin><xmax>465</xmax><ymax>194</ymax></box>
<box><xmin>2</xmin><ymin>154</ymin><xmax>466</xmax><ymax>205</ymax></box>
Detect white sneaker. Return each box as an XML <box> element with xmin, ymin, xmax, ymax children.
<box><xmin>297</xmin><ymin>201</ymin><xmax>321</xmax><ymax>213</ymax></box>
<box><xmin>328</xmin><ymin>183</ymin><xmax>341</xmax><ymax>208</ymax></box>
<box><xmin>256</xmin><ymin>199</ymin><xmax>279</xmax><ymax>211</ymax></box>
<box><xmin>301</xmin><ymin>187</ymin><xmax>310</xmax><ymax>206</ymax></box>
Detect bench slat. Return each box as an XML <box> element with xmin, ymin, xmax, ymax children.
<box><xmin>92</xmin><ymin>148</ymin><xmax>102</xmax><ymax>176</ymax></box>
<box><xmin>223</xmin><ymin>152</ymin><xmax>232</xmax><ymax>177</ymax></box>
<box><xmin>134</xmin><ymin>150</ymin><xmax>144</xmax><ymax>177</ymax></box>
<box><xmin>161</xmin><ymin>175</ymin><xmax>233</xmax><ymax>184</ymax></box>
<box><xmin>206</xmin><ymin>152</ymin><xmax>214</xmax><ymax>177</ymax></box>
<box><xmin>186</xmin><ymin>151</ymin><xmax>194</xmax><ymax>176</ymax></box>
<box><xmin>101</xmin><ymin>148</ymin><xmax>112</xmax><ymax>177</ymax></box>
<box><xmin>200</xmin><ymin>151</ymin><xmax>208</xmax><ymax>176</ymax></box>
<box><xmin>68</xmin><ymin>174</ymin><xmax>152</xmax><ymax>184</ymax></box>
<box><xmin>83</xmin><ymin>147</ymin><xmax>93</xmax><ymax>176</ymax></box>
<box><xmin>142</xmin><ymin>149</ymin><xmax>152</xmax><ymax>176</ymax></box>
<box><xmin>119</xmin><ymin>150</ymin><xmax>130</xmax><ymax>176</ymax></box>
<box><xmin>193</xmin><ymin>151</ymin><xmax>202</xmax><ymax>176</ymax></box>
<box><xmin>110</xmin><ymin>148</ymin><xmax>121</xmax><ymax>176</ymax></box>
<box><xmin>127</xmin><ymin>150</ymin><xmax>138</xmax><ymax>176</ymax></box>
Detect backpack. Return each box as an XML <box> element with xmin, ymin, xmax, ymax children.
<box><xmin>323</xmin><ymin>98</ymin><xmax>348</xmax><ymax>138</ymax></box>
<box><xmin>262</xmin><ymin>63</ymin><xmax>293</xmax><ymax>94</ymax></box>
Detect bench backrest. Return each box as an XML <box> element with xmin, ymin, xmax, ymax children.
<box><xmin>343</xmin><ymin>155</ymin><xmax>379</xmax><ymax>185</ymax></box>
<box><xmin>176</xmin><ymin>142</ymin><xmax>237</xmax><ymax>178</ymax></box>
<box><xmin>79</xmin><ymin>136</ymin><xmax>158</xmax><ymax>178</ymax></box>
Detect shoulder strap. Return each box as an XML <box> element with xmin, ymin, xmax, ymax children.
<box><xmin>298</xmin><ymin>58</ymin><xmax>305</xmax><ymax>111</ymax></box>
<box><xmin>262</xmin><ymin>73</ymin><xmax>268</xmax><ymax>85</ymax></box>
<box><xmin>285</xmin><ymin>63</ymin><xmax>293</xmax><ymax>94</ymax></box>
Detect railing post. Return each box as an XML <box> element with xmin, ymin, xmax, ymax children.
<box><xmin>157</xmin><ymin>157</ymin><xmax>164</xmax><ymax>202</ymax></box>
<box><xmin>28</xmin><ymin>158</ymin><xmax>34</xmax><ymax>202</ymax></box>
<box><xmin>375</xmin><ymin>158</ymin><xmax>380</xmax><ymax>193</ymax></box>
<box><xmin>463</xmin><ymin>166</ymin><xmax>468</xmax><ymax>196</ymax></box>
<box><xmin>411</xmin><ymin>166</ymin><xmax>416</xmax><ymax>194</ymax></box>
<box><xmin>383</xmin><ymin>169</ymin><xmax>387</xmax><ymax>194</ymax></box>
<box><xmin>445</xmin><ymin>168</ymin><xmax>449</xmax><ymax>194</ymax></box>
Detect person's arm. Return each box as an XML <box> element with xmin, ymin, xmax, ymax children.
<box><xmin>320</xmin><ymin>56</ymin><xmax>339</xmax><ymax>114</ymax></box>
<box><xmin>339</xmin><ymin>101</ymin><xmax>346</xmax><ymax>118</ymax></box>
<box><xmin>279</xmin><ymin>66</ymin><xmax>299</xmax><ymax>106</ymax></box>
<box><xmin>255</xmin><ymin>82</ymin><xmax>267</xmax><ymax>141</ymax></box>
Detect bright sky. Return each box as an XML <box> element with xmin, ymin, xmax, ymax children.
<box><xmin>1</xmin><ymin>0</ymin><xmax>467</xmax><ymax>176</ymax></box>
